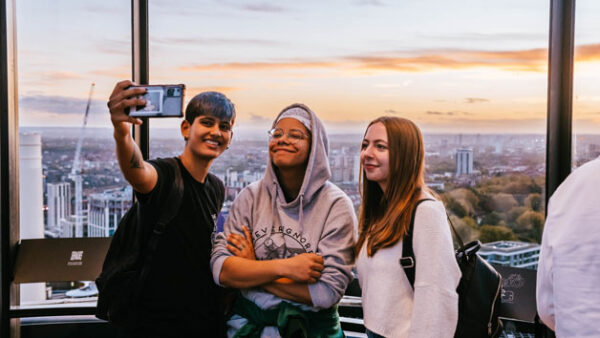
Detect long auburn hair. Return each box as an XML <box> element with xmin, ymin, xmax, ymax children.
<box><xmin>355</xmin><ymin>116</ymin><xmax>432</xmax><ymax>257</ymax></box>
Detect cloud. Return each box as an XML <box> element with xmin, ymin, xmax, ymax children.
<box><xmin>39</xmin><ymin>71</ymin><xmax>85</xmax><ymax>82</ymax></box>
<box><xmin>187</xmin><ymin>86</ymin><xmax>241</xmax><ymax>94</ymax></box>
<box><xmin>426</xmin><ymin>111</ymin><xmax>455</xmax><ymax>116</ymax></box>
<box><xmin>19</xmin><ymin>95</ymin><xmax>107</xmax><ymax>116</ymax></box>
<box><xmin>248</xmin><ymin>113</ymin><xmax>271</xmax><ymax>123</ymax></box>
<box><xmin>179</xmin><ymin>61</ymin><xmax>335</xmax><ymax>72</ymax></box>
<box><xmin>385</xmin><ymin>109</ymin><xmax>400</xmax><ymax>115</ymax></box>
<box><xmin>575</xmin><ymin>44</ymin><xmax>600</xmax><ymax>61</ymax></box>
<box><xmin>241</xmin><ymin>3</ymin><xmax>287</xmax><ymax>13</ymax></box>
<box><xmin>354</xmin><ymin>0</ymin><xmax>386</xmax><ymax>6</ymax></box>
<box><xmin>94</xmin><ymin>38</ymin><xmax>130</xmax><ymax>55</ymax></box>
<box><xmin>420</xmin><ymin>32</ymin><xmax>547</xmax><ymax>43</ymax></box>
<box><xmin>151</xmin><ymin>36</ymin><xmax>283</xmax><ymax>47</ymax></box>
<box><xmin>346</xmin><ymin>47</ymin><xmax>549</xmax><ymax>72</ymax></box>
<box><xmin>175</xmin><ymin>43</ymin><xmax>600</xmax><ymax>75</ymax></box>
<box><xmin>82</xmin><ymin>4</ymin><xmax>123</xmax><ymax>15</ymax></box>
<box><xmin>465</xmin><ymin>97</ymin><xmax>490</xmax><ymax>104</ymax></box>
<box><xmin>425</xmin><ymin>111</ymin><xmax>474</xmax><ymax>116</ymax></box>
<box><xmin>90</xmin><ymin>66</ymin><xmax>130</xmax><ymax>79</ymax></box>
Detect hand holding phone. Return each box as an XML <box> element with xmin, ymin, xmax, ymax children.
<box><xmin>129</xmin><ymin>84</ymin><xmax>186</xmax><ymax>118</ymax></box>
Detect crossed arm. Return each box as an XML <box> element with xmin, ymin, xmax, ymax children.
<box><xmin>219</xmin><ymin>227</ymin><xmax>324</xmax><ymax>305</ymax></box>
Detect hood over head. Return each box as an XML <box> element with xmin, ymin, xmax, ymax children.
<box><xmin>264</xmin><ymin>103</ymin><xmax>331</xmax><ymax>206</ymax></box>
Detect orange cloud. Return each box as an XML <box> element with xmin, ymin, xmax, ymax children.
<box><xmin>575</xmin><ymin>44</ymin><xmax>600</xmax><ymax>61</ymax></box>
<box><xmin>348</xmin><ymin>48</ymin><xmax>548</xmax><ymax>72</ymax></box>
<box><xmin>40</xmin><ymin>71</ymin><xmax>85</xmax><ymax>81</ymax></box>
<box><xmin>187</xmin><ymin>86</ymin><xmax>241</xmax><ymax>94</ymax></box>
<box><xmin>175</xmin><ymin>43</ymin><xmax>600</xmax><ymax>75</ymax></box>
<box><xmin>180</xmin><ymin>61</ymin><xmax>335</xmax><ymax>72</ymax></box>
<box><xmin>90</xmin><ymin>67</ymin><xmax>130</xmax><ymax>79</ymax></box>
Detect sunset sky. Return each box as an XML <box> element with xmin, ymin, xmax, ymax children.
<box><xmin>15</xmin><ymin>0</ymin><xmax>600</xmax><ymax>135</ymax></box>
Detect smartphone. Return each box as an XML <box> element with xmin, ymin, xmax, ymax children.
<box><xmin>129</xmin><ymin>84</ymin><xmax>186</xmax><ymax>118</ymax></box>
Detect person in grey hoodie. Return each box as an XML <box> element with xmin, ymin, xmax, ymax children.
<box><xmin>211</xmin><ymin>104</ymin><xmax>357</xmax><ymax>337</ymax></box>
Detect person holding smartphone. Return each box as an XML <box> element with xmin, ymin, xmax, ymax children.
<box><xmin>107</xmin><ymin>80</ymin><xmax>235</xmax><ymax>337</ymax></box>
<box><xmin>355</xmin><ymin>116</ymin><xmax>460</xmax><ymax>338</ymax></box>
<box><xmin>211</xmin><ymin>104</ymin><xmax>357</xmax><ymax>337</ymax></box>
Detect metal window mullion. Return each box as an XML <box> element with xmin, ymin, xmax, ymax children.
<box><xmin>131</xmin><ymin>0</ymin><xmax>149</xmax><ymax>161</ymax></box>
<box><xmin>545</xmin><ymin>0</ymin><xmax>576</xmax><ymax>211</ymax></box>
<box><xmin>1</xmin><ymin>0</ymin><xmax>21</xmax><ymax>337</ymax></box>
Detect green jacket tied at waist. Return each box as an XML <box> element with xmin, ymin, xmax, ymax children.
<box><xmin>231</xmin><ymin>295</ymin><xmax>344</xmax><ymax>338</ymax></box>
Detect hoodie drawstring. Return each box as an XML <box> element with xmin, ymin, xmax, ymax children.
<box><xmin>266</xmin><ymin>182</ymin><xmax>279</xmax><ymax>239</ymax></box>
<box><xmin>298</xmin><ymin>193</ymin><xmax>305</xmax><ymax>234</ymax></box>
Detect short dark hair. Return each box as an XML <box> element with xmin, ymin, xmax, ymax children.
<box><xmin>185</xmin><ymin>91</ymin><xmax>236</xmax><ymax>124</ymax></box>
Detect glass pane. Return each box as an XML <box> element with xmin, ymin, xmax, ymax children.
<box><xmin>149</xmin><ymin>1</ymin><xmax>548</xmax><ymax>269</ymax></box>
<box><xmin>17</xmin><ymin>0</ymin><xmax>131</xmax><ymax>303</ymax></box>
<box><xmin>574</xmin><ymin>0</ymin><xmax>600</xmax><ymax>168</ymax></box>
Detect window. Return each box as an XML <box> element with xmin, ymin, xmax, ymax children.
<box><xmin>149</xmin><ymin>0</ymin><xmax>549</xmax><ymax>248</ymax></box>
<box><xmin>16</xmin><ymin>0</ymin><xmax>130</xmax><ymax>303</ymax></box>
<box><xmin>574</xmin><ymin>0</ymin><xmax>600</xmax><ymax>168</ymax></box>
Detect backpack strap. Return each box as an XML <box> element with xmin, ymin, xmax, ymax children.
<box><xmin>134</xmin><ymin>158</ymin><xmax>184</xmax><ymax>301</ymax></box>
<box><xmin>151</xmin><ymin>157</ymin><xmax>184</xmax><ymax>235</ymax></box>
<box><xmin>400</xmin><ymin>198</ymin><xmax>434</xmax><ymax>288</ymax></box>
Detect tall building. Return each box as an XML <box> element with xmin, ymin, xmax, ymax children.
<box><xmin>46</xmin><ymin>182</ymin><xmax>71</xmax><ymax>235</ymax></box>
<box><xmin>478</xmin><ymin>241</ymin><xmax>541</xmax><ymax>270</ymax></box>
<box><xmin>353</xmin><ymin>154</ymin><xmax>361</xmax><ymax>184</ymax></box>
<box><xmin>60</xmin><ymin>214</ymin><xmax>88</xmax><ymax>238</ymax></box>
<box><xmin>19</xmin><ymin>133</ymin><xmax>46</xmax><ymax>302</ymax></box>
<box><xmin>330</xmin><ymin>152</ymin><xmax>356</xmax><ymax>183</ymax></box>
<box><xmin>456</xmin><ymin>148</ymin><xmax>474</xmax><ymax>176</ymax></box>
<box><xmin>87</xmin><ymin>187</ymin><xmax>132</xmax><ymax>237</ymax></box>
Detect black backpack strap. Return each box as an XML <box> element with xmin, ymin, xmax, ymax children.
<box><xmin>144</xmin><ymin>157</ymin><xmax>184</xmax><ymax>254</ymax></box>
<box><xmin>400</xmin><ymin>198</ymin><xmax>434</xmax><ymax>288</ymax></box>
<box><xmin>134</xmin><ymin>158</ymin><xmax>184</xmax><ymax>300</ymax></box>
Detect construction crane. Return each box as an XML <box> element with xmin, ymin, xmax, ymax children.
<box><xmin>68</xmin><ymin>83</ymin><xmax>95</xmax><ymax>237</ymax></box>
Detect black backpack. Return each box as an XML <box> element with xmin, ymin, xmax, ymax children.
<box><xmin>401</xmin><ymin>199</ymin><xmax>503</xmax><ymax>338</ymax></box>
<box><xmin>95</xmin><ymin>158</ymin><xmax>183</xmax><ymax>328</ymax></box>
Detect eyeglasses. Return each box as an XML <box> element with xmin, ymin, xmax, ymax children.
<box><xmin>267</xmin><ymin>128</ymin><xmax>309</xmax><ymax>143</ymax></box>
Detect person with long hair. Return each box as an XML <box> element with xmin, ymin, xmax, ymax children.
<box><xmin>355</xmin><ymin>116</ymin><xmax>461</xmax><ymax>338</ymax></box>
<box><xmin>211</xmin><ymin>104</ymin><xmax>356</xmax><ymax>337</ymax></box>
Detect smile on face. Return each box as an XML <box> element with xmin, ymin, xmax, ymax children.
<box><xmin>182</xmin><ymin>115</ymin><xmax>233</xmax><ymax>160</ymax></box>
<box><xmin>269</xmin><ymin>118</ymin><xmax>311</xmax><ymax>170</ymax></box>
<box><xmin>361</xmin><ymin>122</ymin><xmax>390</xmax><ymax>192</ymax></box>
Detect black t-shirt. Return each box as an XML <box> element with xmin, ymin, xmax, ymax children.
<box><xmin>133</xmin><ymin>157</ymin><xmax>225</xmax><ymax>337</ymax></box>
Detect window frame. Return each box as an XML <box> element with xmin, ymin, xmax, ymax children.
<box><xmin>0</xmin><ymin>0</ymin><xmax>577</xmax><ymax>334</ymax></box>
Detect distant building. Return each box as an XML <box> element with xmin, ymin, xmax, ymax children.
<box><xmin>19</xmin><ymin>133</ymin><xmax>46</xmax><ymax>302</ymax></box>
<box><xmin>456</xmin><ymin>148</ymin><xmax>473</xmax><ymax>176</ymax></box>
<box><xmin>479</xmin><ymin>241</ymin><xmax>540</xmax><ymax>270</ymax></box>
<box><xmin>329</xmin><ymin>152</ymin><xmax>358</xmax><ymax>183</ymax></box>
<box><xmin>426</xmin><ymin>182</ymin><xmax>445</xmax><ymax>191</ymax></box>
<box><xmin>224</xmin><ymin>168</ymin><xmax>261</xmax><ymax>190</ymax></box>
<box><xmin>353</xmin><ymin>154</ymin><xmax>361</xmax><ymax>184</ymax></box>
<box><xmin>47</xmin><ymin>182</ymin><xmax>71</xmax><ymax>234</ymax></box>
<box><xmin>87</xmin><ymin>187</ymin><xmax>132</xmax><ymax>237</ymax></box>
<box><xmin>60</xmin><ymin>214</ymin><xmax>88</xmax><ymax>238</ymax></box>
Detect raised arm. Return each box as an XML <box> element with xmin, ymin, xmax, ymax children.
<box><xmin>107</xmin><ymin>80</ymin><xmax>157</xmax><ymax>194</ymax></box>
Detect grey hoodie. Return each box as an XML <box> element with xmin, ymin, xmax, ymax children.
<box><xmin>211</xmin><ymin>104</ymin><xmax>357</xmax><ymax>335</ymax></box>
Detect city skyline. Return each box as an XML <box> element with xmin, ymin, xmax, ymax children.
<box><xmin>14</xmin><ymin>0</ymin><xmax>600</xmax><ymax>134</ymax></box>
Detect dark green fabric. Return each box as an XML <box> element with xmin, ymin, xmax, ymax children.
<box><xmin>231</xmin><ymin>296</ymin><xmax>344</xmax><ymax>338</ymax></box>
